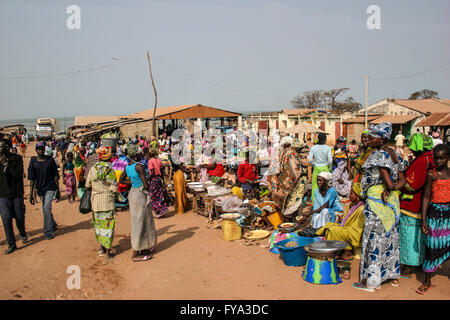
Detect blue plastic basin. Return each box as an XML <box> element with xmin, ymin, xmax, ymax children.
<box><xmin>275</xmin><ymin>237</ymin><xmax>315</xmax><ymax>267</ymax></box>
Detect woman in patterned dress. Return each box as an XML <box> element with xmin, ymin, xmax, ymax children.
<box><xmin>85</xmin><ymin>147</ymin><xmax>118</xmax><ymax>260</ymax></box>
<box><xmin>416</xmin><ymin>144</ymin><xmax>450</xmax><ymax>294</ymax></box>
<box><xmin>147</xmin><ymin>148</ymin><xmax>169</xmax><ymax>219</ymax></box>
<box><xmin>353</xmin><ymin>122</ymin><xmax>406</xmax><ymax>292</ymax></box>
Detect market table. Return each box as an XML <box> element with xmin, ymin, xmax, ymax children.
<box><xmin>186</xmin><ymin>186</ymin><xmax>209</xmax><ymax>218</ymax></box>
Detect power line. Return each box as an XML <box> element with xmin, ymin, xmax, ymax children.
<box><xmin>0</xmin><ymin>58</ymin><xmax>121</xmax><ymax>80</ymax></box>
<box><xmin>369</xmin><ymin>59</ymin><xmax>450</xmax><ymax>80</ymax></box>
<box><xmin>150</xmin><ymin>55</ymin><xmax>290</xmax><ymax>99</ymax></box>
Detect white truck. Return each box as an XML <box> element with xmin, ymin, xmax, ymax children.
<box><xmin>36</xmin><ymin>118</ymin><xmax>59</xmax><ymax>140</ymax></box>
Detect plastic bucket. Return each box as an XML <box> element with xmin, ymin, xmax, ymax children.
<box><xmin>276</xmin><ymin>237</ymin><xmax>314</xmax><ymax>266</ymax></box>
<box><xmin>222</xmin><ymin>219</ymin><xmax>242</xmax><ymax>241</ymax></box>
<box><xmin>302</xmin><ymin>256</ymin><xmax>342</xmax><ymax>285</ymax></box>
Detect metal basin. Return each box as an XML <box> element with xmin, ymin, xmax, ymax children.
<box><xmin>304</xmin><ymin>240</ymin><xmax>348</xmax><ymax>259</ymax></box>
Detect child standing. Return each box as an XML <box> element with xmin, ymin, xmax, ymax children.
<box><xmin>416</xmin><ymin>144</ymin><xmax>450</xmax><ymax>294</ymax></box>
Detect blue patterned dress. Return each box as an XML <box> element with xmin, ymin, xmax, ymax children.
<box><xmin>359</xmin><ymin>149</ymin><xmax>405</xmax><ymax>288</ymax></box>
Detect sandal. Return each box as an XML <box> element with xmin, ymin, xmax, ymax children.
<box><xmin>132</xmin><ymin>254</ymin><xmax>152</xmax><ymax>262</ymax></box>
<box><xmin>352</xmin><ymin>282</ymin><xmax>375</xmax><ymax>292</ymax></box>
<box><xmin>416</xmin><ymin>285</ymin><xmax>430</xmax><ymax>295</ymax></box>
<box><xmin>390</xmin><ymin>280</ymin><xmax>399</xmax><ymax>287</ymax></box>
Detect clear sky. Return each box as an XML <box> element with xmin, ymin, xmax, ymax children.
<box><xmin>0</xmin><ymin>0</ymin><xmax>449</xmax><ymax>119</ymax></box>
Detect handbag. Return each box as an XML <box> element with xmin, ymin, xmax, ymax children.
<box><xmin>79</xmin><ymin>188</ymin><xmax>92</xmax><ymax>214</ymax></box>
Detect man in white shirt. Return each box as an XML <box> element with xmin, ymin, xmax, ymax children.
<box><xmin>394</xmin><ymin>131</ymin><xmax>405</xmax><ymax>155</ymax></box>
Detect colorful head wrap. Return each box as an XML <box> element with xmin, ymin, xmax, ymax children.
<box><xmin>96</xmin><ymin>147</ymin><xmax>112</xmax><ymax>161</ymax></box>
<box><xmin>280</xmin><ymin>136</ymin><xmax>294</xmax><ymax>146</ymax></box>
<box><xmin>369</xmin><ymin>122</ymin><xmax>392</xmax><ymax>140</ymax></box>
<box><xmin>291</xmin><ymin>139</ymin><xmax>307</xmax><ymax>149</ymax></box>
<box><xmin>408</xmin><ymin>133</ymin><xmax>434</xmax><ymax>152</ymax></box>
<box><xmin>149</xmin><ymin>147</ymin><xmax>159</xmax><ymax>156</ymax></box>
<box><xmin>35</xmin><ymin>141</ymin><xmax>46</xmax><ymax>149</ymax></box>
<box><xmin>127</xmin><ymin>144</ymin><xmax>142</xmax><ymax>157</ymax></box>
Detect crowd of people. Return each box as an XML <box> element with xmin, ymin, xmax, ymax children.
<box><xmin>0</xmin><ymin>123</ymin><xmax>448</xmax><ymax>294</ymax></box>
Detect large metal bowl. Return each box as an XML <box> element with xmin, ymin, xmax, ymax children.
<box><xmin>305</xmin><ymin>240</ymin><xmax>348</xmax><ymax>253</ymax></box>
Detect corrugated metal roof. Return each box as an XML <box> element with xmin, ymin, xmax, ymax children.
<box><xmin>125</xmin><ymin>104</ymin><xmax>242</xmax><ymax>120</ymax></box>
<box><xmin>416</xmin><ymin>113</ymin><xmax>450</xmax><ymax>127</ymax></box>
<box><xmin>342</xmin><ymin>116</ymin><xmax>380</xmax><ymax>123</ymax></box>
<box><xmin>74</xmin><ymin>116</ymin><xmax>122</xmax><ymax>126</ymax></box>
<box><xmin>370</xmin><ymin>115</ymin><xmax>419</xmax><ymax>124</ymax></box>
<box><xmin>282</xmin><ymin>108</ymin><xmax>317</xmax><ymax>115</ymax></box>
<box><xmin>393</xmin><ymin>99</ymin><xmax>450</xmax><ymax>114</ymax></box>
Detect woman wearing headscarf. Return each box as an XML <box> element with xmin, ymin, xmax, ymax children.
<box><xmin>399</xmin><ymin>133</ymin><xmax>435</xmax><ymax>276</ymax></box>
<box><xmin>268</xmin><ymin>137</ymin><xmax>304</xmax><ymax>208</ymax></box>
<box><xmin>307</xmin><ymin>132</ymin><xmax>332</xmax><ymax>202</ymax></box>
<box><xmin>315</xmin><ymin>183</ymin><xmax>366</xmax><ymax>260</ymax></box>
<box><xmin>172</xmin><ymin>158</ymin><xmax>189</xmax><ymax>214</ymax></box>
<box><xmin>119</xmin><ymin>144</ymin><xmax>157</xmax><ymax>262</ymax></box>
<box><xmin>299</xmin><ymin>171</ymin><xmax>343</xmax><ymax>231</ymax></box>
<box><xmin>74</xmin><ymin>143</ymin><xmax>87</xmax><ymax>199</ymax></box>
<box><xmin>353</xmin><ymin>122</ymin><xmax>406</xmax><ymax>292</ymax></box>
<box><xmin>85</xmin><ymin>147</ymin><xmax>117</xmax><ymax>260</ymax></box>
<box><xmin>351</xmin><ymin>130</ymin><xmax>375</xmax><ymax>184</ymax></box>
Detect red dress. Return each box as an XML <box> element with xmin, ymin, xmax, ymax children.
<box><xmin>400</xmin><ymin>151</ymin><xmax>435</xmax><ymax>213</ymax></box>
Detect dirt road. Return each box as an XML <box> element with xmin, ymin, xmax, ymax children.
<box><xmin>0</xmin><ymin>150</ymin><xmax>449</xmax><ymax>300</ymax></box>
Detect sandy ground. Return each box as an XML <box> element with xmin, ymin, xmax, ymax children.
<box><xmin>0</xmin><ymin>149</ymin><xmax>449</xmax><ymax>300</ymax></box>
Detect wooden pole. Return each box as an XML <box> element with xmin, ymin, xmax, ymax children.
<box><xmin>365</xmin><ymin>75</ymin><xmax>368</xmax><ymax>129</ymax></box>
<box><xmin>147</xmin><ymin>50</ymin><xmax>158</xmax><ymax>137</ymax></box>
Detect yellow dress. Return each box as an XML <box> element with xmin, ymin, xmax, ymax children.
<box><xmin>173</xmin><ymin>169</ymin><xmax>188</xmax><ymax>214</ymax></box>
<box><xmin>316</xmin><ymin>202</ymin><xmax>365</xmax><ymax>251</ymax></box>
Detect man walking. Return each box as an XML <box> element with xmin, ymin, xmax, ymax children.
<box><xmin>0</xmin><ymin>139</ymin><xmax>28</xmax><ymax>254</ymax></box>
<box><xmin>395</xmin><ymin>130</ymin><xmax>405</xmax><ymax>155</ymax></box>
<box><xmin>28</xmin><ymin>142</ymin><xmax>59</xmax><ymax>240</ymax></box>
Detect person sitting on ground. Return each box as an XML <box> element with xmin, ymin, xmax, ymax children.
<box><xmin>206</xmin><ymin>152</ymin><xmax>225</xmax><ymax>184</ymax></box>
<box><xmin>315</xmin><ymin>183</ymin><xmax>366</xmax><ymax>260</ymax></box>
<box><xmin>298</xmin><ymin>171</ymin><xmax>343</xmax><ymax>232</ymax></box>
<box><xmin>217</xmin><ymin>165</ymin><xmax>238</xmax><ymax>189</ymax></box>
<box><xmin>237</xmin><ymin>152</ymin><xmax>258</xmax><ymax>193</ymax></box>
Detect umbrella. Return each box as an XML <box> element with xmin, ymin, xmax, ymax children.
<box><xmin>281</xmin><ymin>123</ymin><xmax>328</xmax><ymax>135</ymax></box>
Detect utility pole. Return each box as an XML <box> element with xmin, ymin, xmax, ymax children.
<box><xmin>365</xmin><ymin>75</ymin><xmax>368</xmax><ymax>129</ymax></box>
<box><xmin>147</xmin><ymin>50</ymin><xmax>158</xmax><ymax>137</ymax></box>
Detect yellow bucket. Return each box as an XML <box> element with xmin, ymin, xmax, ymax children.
<box><xmin>267</xmin><ymin>211</ymin><xmax>284</xmax><ymax>230</ymax></box>
<box><xmin>222</xmin><ymin>219</ymin><xmax>242</xmax><ymax>241</ymax></box>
